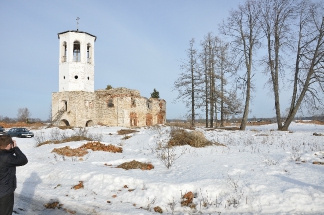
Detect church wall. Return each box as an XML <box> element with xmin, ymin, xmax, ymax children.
<box><xmin>52</xmin><ymin>91</ymin><xmax>96</xmax><ymax>127</ymax></box>
<box><xmin>52</xmin><ymin>88</ymin><xmax>166</xmax><ymax>127</ymax></box>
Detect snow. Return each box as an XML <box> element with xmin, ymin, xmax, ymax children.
<box><xmin>11</xmin><ymin>122</ymin><xmax>324</xmax><ymax>214</ymax></box>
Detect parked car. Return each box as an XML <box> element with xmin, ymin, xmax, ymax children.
<box><xmin>6</xmin><ymin>128</ymin><xmax>34</xmax><ymax>138</ymax></box>
<box><xmin>0</xmin><ymin>126</ymin><xmax>6</xmax><ymax>136</ymax></box>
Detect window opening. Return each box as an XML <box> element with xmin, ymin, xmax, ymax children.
<box><xmin>131</xmin><ymin>98</ymin><xmax>136</xmax><ymax>107</ymax></box>
<box><xmin>75</xmin><ymin>75</ymin><xmax>78</xmax><ymax>79</ymax></box>
<box><xmin>62</xmin><ymin>42</ymin><xmax>67</xmax><ymax>62</ymax></box>
<box><xmin>73</xmin><ymin>41</ymin><xmax>81</xmax><ymax>62</ymax></box>
<box><xmin>147</xmin><ymin>100</ymin><xmax>152</xmax><ymax>109</ymax></box>
<box><xmin>87</xmin><ymin>43</ymin><xmax>92</xmax><ymax>64</ymax></box>
<box><xmin>107</xmin><ymin>99</ymin><xmax>114</xmax><ymax>108</ymax></box>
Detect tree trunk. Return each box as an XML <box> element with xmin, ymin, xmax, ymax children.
<box><xmin>240</xmin><ymin>70</ymin><xmax>251</xmax><ymax>130</ymax></box>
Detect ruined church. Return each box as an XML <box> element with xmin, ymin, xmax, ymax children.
<box><xmin>52</xmin><ymin>30</ymin><xmax>166</xmax><ymax>127</ymax></box>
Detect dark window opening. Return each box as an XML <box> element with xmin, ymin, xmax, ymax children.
<box><xmin>147</xmin><ymin>100</ymin><xmax>152</xmax><ymax>109</ymax></box>
<box><xmin>63</xmin><ymin>76</ymin><xmax>65</xmax><ymax>79</ymax></box>
<box><xmin>87</xmin><ymin>43</ymin><xmax>92</xmax><ymax>64</ymax></box>
<box><xmin>62</xmin><ymin>42</ymin><xmax>67</xmax><ymax>62</ymax></box>
<box><xmin>73</xmin><ymin>41</ymin><xmax>81</xmax><ymax>62</ymax></box>
<box><xmin>107</xmin><ymin>99</ymin><xmax>114</xmax><ymax>108</ymax></box>
<box><xmin>131</xmin><ymin>98</ymin><xmax>136</xmax><ymax>107</ymax></box>
<box><xmin>75</xmin><ymin>75</ymin><xmax>78</xmax><ymax>79</ymax></box>
<box><xmin>87</xmin><ymin>77</ymin><xmax>89</xmax><ymax>80</ymax></box>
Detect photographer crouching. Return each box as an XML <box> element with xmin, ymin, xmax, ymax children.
<box><xmin>0</xmin><ymin>135</ymin><xmax>28</xmax><ymax>214</ymax></box>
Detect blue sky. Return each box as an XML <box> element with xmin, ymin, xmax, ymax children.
<box><xmin>0</xmin><ymin>0</ymin><xmax>288</xmax><ymax>121</ymax></box>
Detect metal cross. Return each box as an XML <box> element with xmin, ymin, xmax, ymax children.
<box><xmin>76</xmin><ymin>17</ymin><xmax>80</xmax><ymax>31</ymax></box>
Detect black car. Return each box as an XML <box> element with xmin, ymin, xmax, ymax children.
<box><xmin>6</xmin><ymin>128</ymin><xmax>34</xmax><ymax>138</ymax></box>
<box><xmin>0</xmin><ymin>126</ymin><xmax>6</xmax><ymax>136</ymax></box>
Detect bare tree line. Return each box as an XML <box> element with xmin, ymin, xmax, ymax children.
<box><xmin>174</xmin><ymin>0</ymin><xmax>324</xmax><ymax>131</ymax></box>
<box><xmin>174</xmin><ymin>34</ymin><xmax>241</xmax><ymax>128</ymax></box>
<box><xmin>0</xmin><ymin>108</ymin><xmax>43</xmax><ymax>123</ymax></box>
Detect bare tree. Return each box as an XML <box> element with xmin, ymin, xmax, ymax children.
<box><xmin>198</xmin><ymin>33</ymin><xmax>219</xmax><ymax>128</ymax></box>
<box><xmin>259</xmin><ymin>0</ymin><xmax>295</xmax><ymax>130</ymax></box>
<box><xmin>174</xmin><ymin>38</ymin><xmax>199</xmax><ymax>127</ymax></box>
<box><xmin>220</xmin><ymin>0</ymin><xmax>262</xmax><ymax>130</ymax></box>
<box><xmin>200</xmin><ymin>40</ymin><xmax>210</xmax><ymax>127</ymax></box>
<box><xmin>17</xmin><ymin>108</ymin><xmax>31</xmax><ymax>122</ymax></box>
<box><xmin>214</xmin><ymin>39</ymin><xmax>241</xmax><ymax>127</ymax></box>
<box><xmin>282</xmin><ymin>1</ymin><xmax>324</xmax><ymax>130</ymax></box>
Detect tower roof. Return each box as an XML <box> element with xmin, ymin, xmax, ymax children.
<box><xmin>58</xmin><ymin>30</ymin><xmax>97</xmax><ymax>41</ymax></box>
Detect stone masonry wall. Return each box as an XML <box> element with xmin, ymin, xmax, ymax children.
<box><xmin>52</xmin><ymin>87</ymin><xmax>166</xmax><ymax>127</ymax></box>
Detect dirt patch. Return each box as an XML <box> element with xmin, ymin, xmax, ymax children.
<box><xmin>80</xmin><ymin>141</ymin><xmax>123</xmax><ymax>153</ymax></box>
<box><xmin>72</xmin><ymin>181</ymin><xmax>84</xmax><ymax>190</ymax></box>
<box><xmin>44</xmin><ymin>201</ymin><xmax>61</xmax><ymax>209</ymax></box>
<box><xmin>219</xmin><ymin>127</ymin><xmax>240</xmax><ymax>130</ymax></box>
<box><xmin>44</xmin><ymin>201</ymin><xmax>76</xmax><ymax>214</ymax></box>
<box><xmin>154</xmin><ymin>206</ymin><xmax>163</xmax><ymax>213</ymax></box>
<box><xmin>52</xmin><ymin>146</ymin><xmax>88</xmax><ymax>157</ymax></box>
<box><xmin>37</xmin><ymin>136</ymin><xmax>93</xmax><ymax>147</ymax></box>
<box><xmin>117</xmin><ymin>129</ymin><xmax>138</xmax><ymax>135</ymax></box>
<box><xmin>52</xmin><ymin>142</ymin><xmax>122</xmax><ymax>157</ymax></box>
<box><xmin>169</xmin><ymin>128</ymin><xmax>223</xmax><ymax>147</ymax></box>
<box><xmin>116</xmin><ymin>160</ymin><xmax>154</xmax><ymax>170</ymax></box>
<box><xmin>58</xmin><ymin>126</ymin><xmax>74</xmax><ymax>130</ymax></box>
<box><xmin>62</xmin><ymin>136</ymin><xmax>93</xmax><ymax>142</ymax></box>
<box><xmin>181</xmin><ymin>191</ymin><xmax>196</xmax><ymax>209</ymax></box>
<box><xmin>121</xmin><ymin>135</ymin><xmax>132</xmax><ymax>140</ymax></box>
<box><xmin>313</xmin><ymin>161</ymin><xmax>324</xmax><ymax>165</ymax></box>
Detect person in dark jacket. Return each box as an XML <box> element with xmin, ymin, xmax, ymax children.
<box><xmin>0</xmin><ymin>135</ymin><xmax>28</xmax><ymax>215</ymax></box>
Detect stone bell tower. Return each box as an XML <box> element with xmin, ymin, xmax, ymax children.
<box><xmin>57</xmin><ymin>30</ymin><xmax>96</xmax><ymax>92</ymax></box>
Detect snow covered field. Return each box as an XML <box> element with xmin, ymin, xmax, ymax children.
<box><xmin>12</xmin><ymin>122</ymin><xmax>324</xmax><ymax>214</ymax></box>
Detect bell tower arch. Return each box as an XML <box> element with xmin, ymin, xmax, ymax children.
<box><xmin>58</xmin><ymin>30</ymin><xmax>97</xmax><ymax>92</ymax></box>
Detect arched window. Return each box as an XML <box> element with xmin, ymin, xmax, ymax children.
<box><xmin>87</xmin><ymin>43</ymin><xmax>92</xmax><ymax>64</ymax></box>
<box><xmin>73</xmin><ymin>41</ymin><xmax>81</xmax><ymax>62</ymax></box>
<box><xmin>61</xmin><ymin>42</ymin><xmax>67</xmax><ymax>62</ymax></box>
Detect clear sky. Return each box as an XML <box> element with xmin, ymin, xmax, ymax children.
<box><xmin>1</xmin><ymin>0</ymin><xmax>292</xmax><ymax>121</ymax></box>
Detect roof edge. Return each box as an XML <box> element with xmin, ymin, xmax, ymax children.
<box><xmin>58</xmin><ymin>30</ymin><xmax>97</xmax><ymax>41</ymax></box>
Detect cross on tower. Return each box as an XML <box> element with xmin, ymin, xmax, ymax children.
<box><xmin>76</xmin><ymin>17</ymin><xmax>80</xmax><ymax>31</ymax></box>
